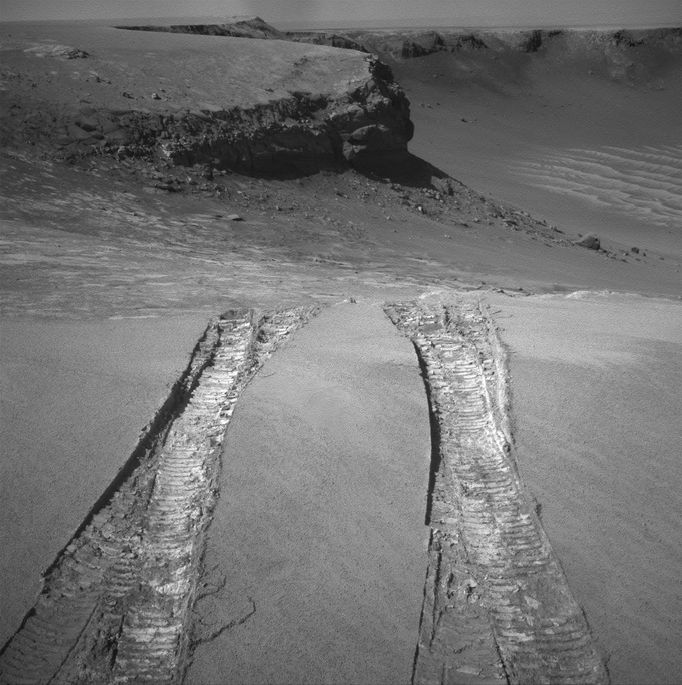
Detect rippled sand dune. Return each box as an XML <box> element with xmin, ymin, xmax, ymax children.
<box><xmin>516</xmin><ymin>143</ymin><xmax>682</xmax><ymax>229</ymax></box>
<box><xmin>396</xmin><ymin>30</ymin><xmax>682</xmax><ymax>258</ymax></box>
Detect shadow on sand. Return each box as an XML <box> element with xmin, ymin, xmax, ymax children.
<box><xmin>248</xmin><ymin>151</ymin><xmax>453</xmax><ymax>189</ymax></box>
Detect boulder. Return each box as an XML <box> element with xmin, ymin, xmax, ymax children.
<box><xmin>573</xmin><ymin>234</ymin><xmax>601</xmax><ymax>250</ymax></box>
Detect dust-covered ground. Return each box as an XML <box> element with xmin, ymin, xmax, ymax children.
<box><xmin>0</xmin><ymin>20</ymin><xmax>680</xmax><ymax>684</ymax></box>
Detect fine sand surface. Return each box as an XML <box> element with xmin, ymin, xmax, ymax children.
<box><xmin>0</xmin><ymin>314</ymin><xmax>208</xmax><ymax>647</ymax></box>
<box><xmin>186</xmin><ymin>302</ymin><xmax>430</xmax><ymax>684</ymax></box>
<box><xmin>486</xmin><ymin>291</ymin><xmax>682</xmax><ymax>684</ymax></box>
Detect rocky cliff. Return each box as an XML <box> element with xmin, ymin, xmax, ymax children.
<box><xmin>0</xmin><ymin>22</ymin><xmax>413</xmax><ymax>175</ymax></box>
<box><xmin>156</xmin><ymin>57</ymin><xmax>413</xmax><ymax>172</ymax></box>
<box><xmin>288</xmin><ymin>26</ymin><xmax>682</xmax><ymax>85</ymax></box>
<box><xmin>130</xmin><ymin>18</ymin><xmax>680</xmax><ymax>86</ymax></box>
<box><xmin>117</xmin><ymin>16</ymin><xmax>287</xmax><ymax>40</ymax></box>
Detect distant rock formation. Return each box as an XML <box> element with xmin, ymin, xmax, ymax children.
<box><xmin>120</xmin><ymin>20</ymin><xmax>681</xmax><ymax>87</ymax></box>
<box><xmin>287</xmin><ymin>26</ymin><xmax>682</xmax><ymax>85</ymax></box>
<box><xmin>117</xmin><ymin>16</ymin><xmax>287</xmax><ymax>40</ymax></box>
<box><xmin>282</xmin><ymin>31</ymin><xmax>367</xmax><ymax>53</ymax></box>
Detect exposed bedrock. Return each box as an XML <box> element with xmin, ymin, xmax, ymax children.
<box><xmin>117</xmin><ymin>16</ymin><xmax>288</xmax><ymax>40</ymax></box>
<box><xmin>0</xmin><ymin>24</ymin><xmax>413</xmax><ymax>175</ymax></box>
<box><xmin>160</xmin><ymin>65</ymin><xmax>414</xmax><ymax>172</ymax></box>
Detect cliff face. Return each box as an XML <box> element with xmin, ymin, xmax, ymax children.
<box><xmin>289</xmin><ymin>26</ymin><xmax>682</xmax><ymax>86</ymax></box>
<box><xmin>157</xmin><ymin>57</ymin><xmax>413</xmax><ymax>172</ymax></box>
<box><xmin>0</xmin><ymin>23</ymin><xmax>413</xmax><ymax>175</ymax></box>
<box><xmin>117</xmin><ymin>16</ymin><xmax>288</xmax><ymax>40</ymax></box>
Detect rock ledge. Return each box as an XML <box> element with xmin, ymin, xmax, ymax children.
<box><xmin>0</xmin><ymin>23</ymin><xmax>413</xmax><ymax>175</ymax></box>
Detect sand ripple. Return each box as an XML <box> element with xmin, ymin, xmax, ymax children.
<box><xmin>515</xmin><ymin>144</ymin><xmax>682</xmax><ymax>228</ymax></box>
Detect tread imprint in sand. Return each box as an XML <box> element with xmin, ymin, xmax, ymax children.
<box><xmin>0</xmin><ymin>306</ymin><xmax>317</xmax><ymax>685</ymax></box>
<box><xmin>385</xmin><ymin>299</ymin><xmax>609</xmax><ymax>685</ymax></box>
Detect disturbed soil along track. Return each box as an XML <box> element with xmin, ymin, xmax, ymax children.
<box><xmin>0</xmin><ymin>307</ymin><xmax>317</xmax><ymax>684</ymax></box>
<box><xmin>386</xmin><ymin>299</ymin><xmax>608</xmax><ymax>685</ymax></box>
<box><xmin>0</xmin><ymin>299</ymin><xmax>608</xmax><ymax>684</ymax></box>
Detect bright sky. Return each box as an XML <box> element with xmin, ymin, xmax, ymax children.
<box><xmin>1</xmin><ymin>0</ymin><xmax>681</xmax><ymax>28</ymax></box>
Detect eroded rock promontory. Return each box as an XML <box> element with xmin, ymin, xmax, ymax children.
<box><xmin>0</xmin><ymin>22</ymin><xmax>413</xmax><ymax>174</ymax></box>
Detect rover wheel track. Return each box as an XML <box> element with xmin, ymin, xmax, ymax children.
<box><xmin>0</xmin><ymin>307</ymin><xmax>317</xmax><ymax>685</ymax></box>
<box><xmin>386</xmin><ymin>299</ymin><xmax>609</xmax><ymax>685</ymax></box>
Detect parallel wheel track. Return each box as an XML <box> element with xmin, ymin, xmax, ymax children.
<box><xmin>386</xmin><ymin>299</ymin><xmax>609</xmax><ymax>685</ymax></box>
<box><xmin>0</xmin><ymin>307</ymin><xmax>317</xmax><ymax>685</ymax></box>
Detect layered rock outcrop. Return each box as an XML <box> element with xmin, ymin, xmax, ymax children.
<box><xmin>289</xmin><ymin>26</ymin><xmax>680</xmax><ymax>61</ymax></box>
<box><xmin>0</xmin><ymin>23</ymin><xmax>413</xmax><ymax>175</ymax></box>
<box><xmin>117</xmin><ymin>16</ymin><xmax>287</xmax><ymax>40</ymax></box>
<box><xmin>156</xmin><ymin>59</ymin><xmax>413</xmax><ymax>171</ymax></box>
<box><xmin>288</xmin><ymin>26</ymin><xmax>682</xmax><ymax>85</ymax></box>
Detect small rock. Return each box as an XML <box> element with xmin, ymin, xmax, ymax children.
<box><xmin>574</xmin><ymin>233</ymin><xmax>600</xmax><ymax>250</ymax></box>
<box><xmin>630</xmin><ymin>246</ymin><xmax>640</xmax><ymax>254</ymax></box>
<box><xmin>226</xmin><ymin>214</ymin><xmax>243</xmax><ymax>221</ymax></box>
<box><xmin>64</xmin><ymin>48</ymin><xmax>89</xmax><ymax>59</ymax></box>
<box><xmin>457</xmin><ymin>665</ymin><xmax>482</xmax><ymax>676</ymax></box>
<box><xmin>151</xmin><ymin>92</ymin><xmax>161</xmax><ymax>100</ymax></box>
<box><xmin>432</xmin><ymin>176</ymin><xmax>455</xmax><ymax>196</ymax></box>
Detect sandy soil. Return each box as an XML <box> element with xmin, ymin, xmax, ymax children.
<box><xmin>0</xmin><ymin>20</ymin><xmax>680</xmax><ymax>685</ymax></box>
<box><xmin>186</xmin><ymin>302</ymin><xmax>430</xmax><ymax>684</ymax></box>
